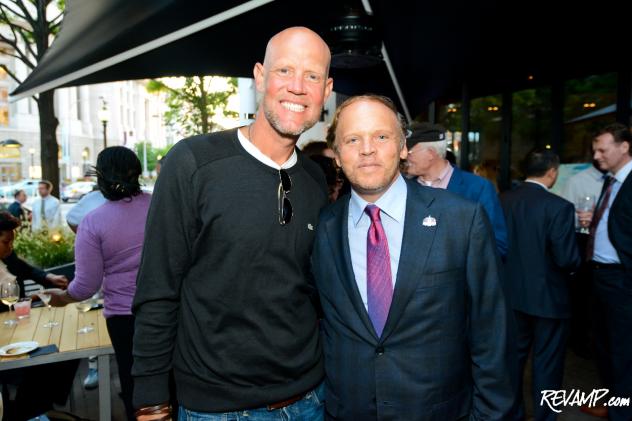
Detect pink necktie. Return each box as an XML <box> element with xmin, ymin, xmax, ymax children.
<box><xmin>365</xmin><ymin>205</ymin><xmax>393</xmax><ymax>337</ymax></box>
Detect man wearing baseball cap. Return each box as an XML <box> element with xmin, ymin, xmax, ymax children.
<box><xmin>405</xmin><ymin>122</ymin><xmax>508</xmax><ymax>257</ymax></box>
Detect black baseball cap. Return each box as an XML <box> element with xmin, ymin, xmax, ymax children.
<box><xmin>406</xmin><ymin>122</ymin><xmax>447</xmax><ymax>149</ymax></box>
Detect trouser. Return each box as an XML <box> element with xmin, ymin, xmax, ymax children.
<box><xmin>106</xmin><ymin>314</ymin><xmax>136</xmax><ymax>421</ymax></box>
<box><xmin>592</xmin><ymin>265</ymin><xmax>632</xmax><ymax>421</ymax></box>
<box><xmin>513</xmin><ymin>311</ymin><xmax>569</xmax><ymax>421</ymax></box>
<box><xmin>0</xmin><ymin>359</ymin><xmax>79</xmax><ymax>421</ymax></box>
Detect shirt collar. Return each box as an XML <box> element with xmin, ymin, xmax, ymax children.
<box><xmin>349</xmin><ymin>174</ymin><xmax>407</xmax><ymax>227</ymax></box>
<box><xmin>525</xmin><ymin>179</ymin><xmax>549</xmax><ymax>190</ymax></box>
<box><xmin>613</xmin><ymin>159</ymin><xmax>632</xmax><ymax>184</ymax></box>
<box><xmin>418</xmin><ymin>160</ymin><xmax>452</xmax><ymax>186</ymax></box>
<box><xmin>237</xmin><ymin>126</ymin><xmax>297</xmax><ymax>170</ymax></box>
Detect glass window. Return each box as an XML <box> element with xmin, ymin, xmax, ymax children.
<box><xmin>469</xmin><ymin>94</ymin><xmax>503</xmax><ymax>169</ymax></box>
<box><xmin>437</xmin><ymin>101</ymin><xmax>462</xmax><ymax>162</ymax></box>
<box><xmin>563</xmin><ymin>74</ymin><xmax>617</xmax><ymax>162</ymax></box>
<box><xmin>511</xmin><ymin>88</ymin><xmax>552</xmax><ymax>178</ymax></box>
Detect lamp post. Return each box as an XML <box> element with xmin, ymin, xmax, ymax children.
<box><xmin>81</xmin><ymin>149</ymin><xmax>88</xmax><ymax>175</ymax></box>
<box><xmin>29</xmin><ymin>148</ymin><xmax>35</xmax><ymax>178</ymax></box>
<box><xmin>97</xmin><ymin>97</ymin><xmax>109</xmax><ymax>149</ymax></box>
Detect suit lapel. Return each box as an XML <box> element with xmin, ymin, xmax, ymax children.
<box><xmin>324</xmin><ymin>199</ymin><xmax>378</xmax><ymax>341</ymax></box>
<box><xmin>381</xmin><ymin>181</ymin><xmax>439</xmax><ymax>342</ymax></box>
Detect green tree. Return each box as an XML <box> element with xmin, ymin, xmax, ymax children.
<box><xmin>134</xmin><ymin>142</ymin><xmax>172</xmax><ymax>173</ymax></box>
<box><xmin>0</xmin><ymin>0</ymin><xmax>64</xmax><ymax>196</ymax></box>
<box><xmin>146</xmin><ymin>76</ymin><xmax>238</xmax><ymax>137</ymax></box>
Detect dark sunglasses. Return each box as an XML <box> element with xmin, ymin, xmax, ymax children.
<box><xmin>278</xmin><ymin>169</ymin><xmax>293</xmax><ymax>225</ymax></box>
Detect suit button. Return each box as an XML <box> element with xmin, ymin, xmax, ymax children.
<box><xmin>375</xmin><ymin>346</ymin><xmax>384</xmax><ymax>355</ymax></box>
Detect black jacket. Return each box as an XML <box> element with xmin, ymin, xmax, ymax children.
<box><xmin>501</xmin><ymin>182</ymin><xmax>581</xmax><ymax>318</ymax></box>
<box><xmin>0</xmin><ymin>251</ymin><xmax>50</xmax><ymax>311</ymax></box>
<box><xmin>609</xmin><ymin>169</ymin><xmax>632</xmax><ymax>281</ymax></box>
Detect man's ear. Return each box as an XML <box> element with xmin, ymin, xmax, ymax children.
<box><xmin>253</xmin><ymin>63</ymin><xmax>265</xmax><ymax>93</ymax></box>
<box><xmin>400</xmin><ymin>145</ymin><xmax>408</xmax><ymax>161</ymax></box>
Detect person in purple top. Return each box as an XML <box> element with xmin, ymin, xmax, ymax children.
<box><xmin>50</xmin><ymin>146</ymin><xmax>151</xmax><ymax>421</ymax></box>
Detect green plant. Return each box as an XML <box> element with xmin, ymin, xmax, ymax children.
<box><xmin>13</xmin><ymin>225</ymin><xmax>75</xmax><ymax>269</ymax></box>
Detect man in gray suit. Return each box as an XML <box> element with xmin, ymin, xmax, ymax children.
<box><xmin>312</xmin><ymin>94</ymin><xmax>513</xmax><ymax>420</ymax></box>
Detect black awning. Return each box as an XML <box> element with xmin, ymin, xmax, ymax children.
<box><xmin>11</xmin><ymin>0</ymin><xmax>630</xmax><ymax>118</ymax></box>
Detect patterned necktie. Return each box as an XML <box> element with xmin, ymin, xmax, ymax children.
<box><xmin>586</xmin><ymin>176</ymin><xmax>614</xmax><ymax>260</ymax></box>
<box><xmin>40</xmin><ymin>197</ymin><xmax>46</xmax><ymax>226</ymax></box>
<box><xmin>365</xmin><ymin>204</ymin><xmax>393</xmax><ymax>337</ymax></box>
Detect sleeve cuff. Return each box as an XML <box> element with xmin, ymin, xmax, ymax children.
<box><xmin>132</xmin><ymin>373</ymin><xmax>171</xmax><ymax>409</ymax></box>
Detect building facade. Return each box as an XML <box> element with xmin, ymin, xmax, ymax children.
<box><xmin>0</xmin><ymin>50</ymin><xmax>168</xmax><ymax>185</ymax></box>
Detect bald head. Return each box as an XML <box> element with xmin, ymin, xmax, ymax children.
<box><xmin>263</xmin><ymin>27</ymin><xmax>331</xmax><ymax>76</ymax></box>
<box><xmin>253</xmin><ymin>26</ymin><xmax>334</xmax><ymax>138</ymax></box>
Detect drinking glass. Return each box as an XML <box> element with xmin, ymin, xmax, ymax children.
<box><xmin>1</xmin><ymin>280</ymin><xmax>19</xmax><ymax>326</ymax></box>
<box><xmin>37</xmin><ymin>291</ymin><xmax>59</xmax><ymax>328</ymax></box>
<box><xmin>575</xmin><ymin>195</ymin><xmax>595</xmax><ymax>234</ymax></box>
<box><xmin>75</xmin><ymin>300</ymin><xmax>95</xmax><ymax>334</ymax></box>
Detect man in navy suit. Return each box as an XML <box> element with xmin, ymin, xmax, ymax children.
<box><xmin>313</xmin><ymin>94</ymin><xmax>513</xmax><ymax>420</ymax></box>
<box><xmin>577</xmin><ymin>123</ymin><xmax>632</xmax><ymax>420</ymax></box>
<box><xmin>404</xmin><ymin>123</ymin><xmax>508</xmax><ymax>258</ymax></box>
<box><xmin>500</xmin><ymin>149</ymin><xmax>580</xmax><ymax>421</ymax></box>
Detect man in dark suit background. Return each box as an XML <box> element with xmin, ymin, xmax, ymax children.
<box><xmin>500</xmin><ymin>149</ymin><xmax>580</xmax><ymax>421</ymax></box>
<box><xmin>313</xmin><ymin>94</ymin><xmax>513</xmax><ymax>420</ymax></box>
<box><xmin>404</xmin><ymin>122</ymin><xmax>508</xmax><ymax>258</ymax></box>
<box><xmin>7</xmin><ymin>189</ymin><xmax>27</xmax><ymax>221</ymax></box>
<box><xmin>577</xmin><ymin>123</ymin><xmax>632</xmax><ymax>420</ymax></box>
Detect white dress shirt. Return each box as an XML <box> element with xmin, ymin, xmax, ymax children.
<box><xmin>594</xmin><ymin>159</ymin><xmax>632</xmax><ymax>263</ymax></box>
<box><xmin>31</xmin><ymin>195</ymin><xmax>62</xmax><ymax>230</ymax></box>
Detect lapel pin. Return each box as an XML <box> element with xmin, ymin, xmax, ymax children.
<box><xmin>422</xmin><ymin>215</ymin><xmax>437</xmax><ymax>227</ymax></box>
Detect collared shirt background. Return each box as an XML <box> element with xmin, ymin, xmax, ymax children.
<box><xmin>31</xmin><ymin>195</ymin><xmax>62</xmax><ymax>230</ymax></box>
<box><xmin>525</xmin><ymin>179</ymin><xmax>550</xmax><ymax>191</ymax></box>
<box><xmin>416</xmin><ymin>161</ymin><xmax>454</xmax><ymax>189</ymax></box>
<box><xmin>559</xmin><ymin>165</ymin><xmax>605</xmax><ymax>229</ymax></box>
<box><xmin>348</xmin><ymin>174</ymin><xmax>407</xmax><ymax>310</ymax></box>
<box><xmin>594</xmin><ymin>159</ymin><xmax>632</xmax><ymax>263</ymax></box>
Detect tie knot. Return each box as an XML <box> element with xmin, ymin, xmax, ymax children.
<box><xmin>365</xmin><ymin>204</ymin><xmax>381</xmax><ymax>222</ymax></box>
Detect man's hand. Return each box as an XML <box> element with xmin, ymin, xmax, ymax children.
<box><xmin>46</xmin><ymin>274</ymin><xmax>69</xmax><ymax>289</ymax></box>
<box><xmin>577</xmin><ymin>210</ymin><xmax>593</xmax><ymax>229</ymax></box>
<box><xmin>47</xmin><ymin>289</ymin><xmax>70</xmax><ymax>307</ymax></box>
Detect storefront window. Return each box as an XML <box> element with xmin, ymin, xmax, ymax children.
<box><xmin>563</xmin><ymin>74</ymin><xmax>617</xmax><ymax>162</ymax></box>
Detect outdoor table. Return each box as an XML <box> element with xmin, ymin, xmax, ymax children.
<box><xmin>0</xmin><ymin>305</ymin><xmax>115</xmax><ymax>420</ymax></box>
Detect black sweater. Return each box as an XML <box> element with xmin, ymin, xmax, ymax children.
<box><xmin>132</xmin><ymin>129</ymin><xmax>328</xmax><ymax>412</ymax></box>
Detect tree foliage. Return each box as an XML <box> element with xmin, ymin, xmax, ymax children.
<box><xmin>133</xmin><ymin>142</ymin><xmax>172</xmax><ymax>173</ymax></box>
<box><xmin>146</xmin><ymin>76</ymin><xmax>238</xmax><ymax>137</ymax></box>
<box><xmin>0</xmin><ymin>0</ymin><xmax>65</xmax><ymax>196</ymax></box>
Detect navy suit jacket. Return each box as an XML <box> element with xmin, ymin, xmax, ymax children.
<box><xmin>313</xmin><ymin>179</ymin><xmax>513</xmax><ymax>420</ymax></box>
<box><xmin>609</xmin><ymin>171</ymin><xmax>632</xmax><ymax>282</ymax></box>
<box><xmin>500</xmin><ymin>182</ymin><xmax>580</xmax><ymax>318</ymax></box>
<box><xmin>446</xmin><ymin>166</ymin><xmax>508</xmax><ymax>257</ymax></box>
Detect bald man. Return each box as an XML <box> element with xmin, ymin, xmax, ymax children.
<box><xmin>132</xmin><ymin>27</ymin><xmax>333</xmax><ymax>420</ymax></box>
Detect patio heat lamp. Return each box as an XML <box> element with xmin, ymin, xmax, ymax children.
<box><xmin>326</xmin><ymin>7</ymin><xmax>382</xmax><ymax>69</ymax></box>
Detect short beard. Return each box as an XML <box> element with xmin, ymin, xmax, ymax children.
<box><xmin>263</xmin><ymin>105</ymin><xmax>319</xmax><ymax>137</ymax></box>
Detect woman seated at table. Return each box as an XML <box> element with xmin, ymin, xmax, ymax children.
<box><xmin>0</xmin><ymin>211</ymin><xmax>68</xmax><ymax>311</ymax></box>
<box><xmin>0</xmin><ymin>211</ymin><xmax>77</xmax><ymax>421</ymax></box>
<box><xmin>50</xmin><ymin>146</ymin><xmax>152</xmax><ymax>421</ymax></box>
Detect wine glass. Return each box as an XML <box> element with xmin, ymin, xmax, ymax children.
<box><xmin>75</xmin><ymin>300</ymin><xmax>95</xmax><ymax>334</ymax></box>
<box><xmin>575</xmin><ymin>195</ymin><xmax>595</xmax><ymax>234</ymax></box>
<box><xmin>1</xmin><ymin>279</ymin><xmax>20</xmax><ymax>326</ymax></box>
<box><xmin>37</xmin><ymin>290</ymin><xmax>59</xmax><ymax>328</ymax></box>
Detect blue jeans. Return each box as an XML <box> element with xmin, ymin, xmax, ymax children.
<box><xmin>178</xmin><ymin>382</ymin><xmax>324</xmax><ymax>421</ymax></box>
